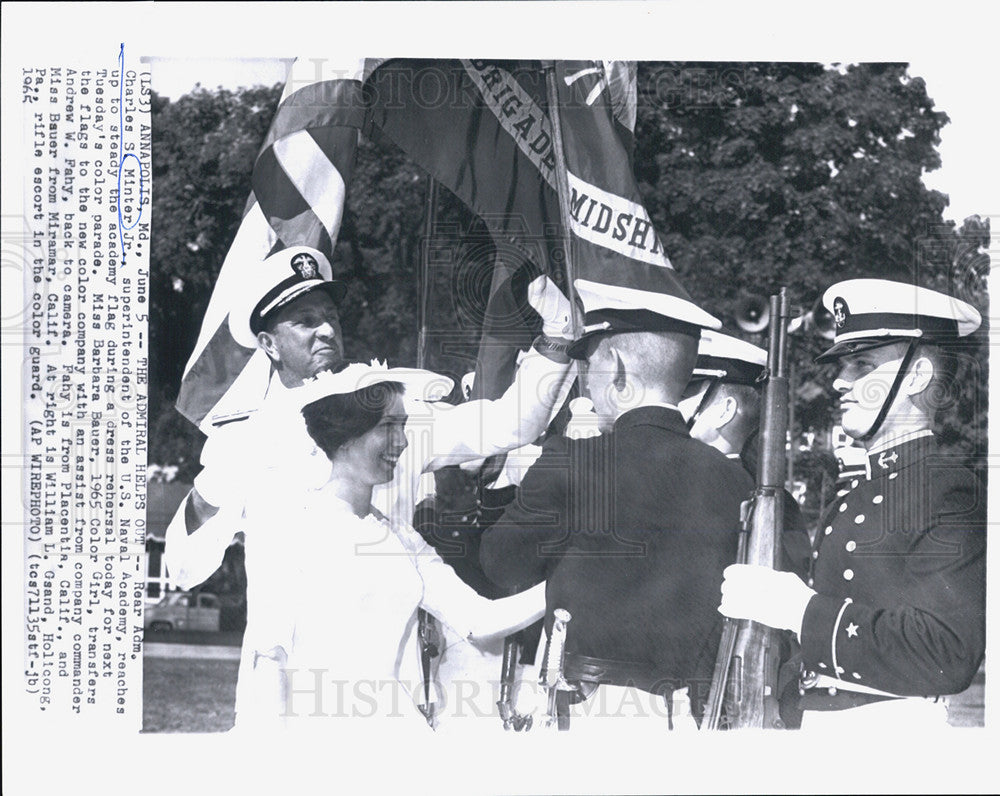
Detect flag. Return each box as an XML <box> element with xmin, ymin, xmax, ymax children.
<box><xmin>364</xmin><ymin>60</ymin><xmax>708</xmax><ymax>398</ymax></box>
<box><xmin>364</xmin><ymin>61</ymin><xmax>560</xmax><ymax>398</ymax></box>
<box><xmin>176</xmin><ymin>56</ymin><xmax>374</xmax><ymax>429</ymax></box>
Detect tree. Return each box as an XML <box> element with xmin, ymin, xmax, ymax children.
<box><xmin>633</xmin><ymin>62</ymin><xmax>987</xmax><ymax>481</ymax></box>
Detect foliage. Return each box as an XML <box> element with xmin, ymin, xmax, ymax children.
<box><xmin>149</xmin><ymin>85</ymin><xmax>284</xmax><ymax>477</ymax></box>
<box><xmin>634</xmin><ymin>62</ymin><xmax>987</xmax><ymax>467</ymax></box>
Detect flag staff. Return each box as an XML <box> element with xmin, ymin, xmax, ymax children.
<box><xmin>543</xmin><ymin>62</ymin><xmax>583</xmax><ymax>338</ymax></box>
<box><xmin>417</xmin><ymin>176</ymin><xmax>439</xmax><ymax>371</ymax></box>
<box><xmin>415</xmin><ymin>174</ymin><xmax>441</xmax><ymax>727</ymax></box>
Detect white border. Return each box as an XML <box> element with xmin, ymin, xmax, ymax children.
<box><xmin>3</xmin><ymin>2</ymin><xmax>997</xmax><ymax>794</ymax></box>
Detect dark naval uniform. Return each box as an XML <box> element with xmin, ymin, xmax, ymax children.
<box><xmin>794</xmin><ymin>432</ymin><xmax>985</xmax><ymax>709</ymax></box>
<box><xmin>480</xmin><ymin>405</ymin><xmax>752</xmax><ymax>719</ymax></box>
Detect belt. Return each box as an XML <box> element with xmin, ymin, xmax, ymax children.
<box><xmin>562</xmin><ymin>653</ymin><xmax>675</xmax><ymax>702</ymax></box>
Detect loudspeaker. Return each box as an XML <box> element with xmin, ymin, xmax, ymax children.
<box><xmin>734</xmin><ymin>293</ymin><xmax>771</xmax><ymax>333</ymax></box>
<box><xmin>811</xmin><ymin>298</ymin><xmax>836</xmax><ymax>340</ymax></box>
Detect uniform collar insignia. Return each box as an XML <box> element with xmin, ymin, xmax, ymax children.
<box><xmin>865</xmin><ymin>431</ymin><xmax>935</xmax><ymax>479</ymax></box>
<box><xmin>877</xmin><ymin>450</ymin><xmax>898</xmax><ymax>469</ymax></box>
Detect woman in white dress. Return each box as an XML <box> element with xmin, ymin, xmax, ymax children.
<box><xmin>238</xmin><ymin>364</ymin><xmax>546</xmax><ymax>733</ymax></box>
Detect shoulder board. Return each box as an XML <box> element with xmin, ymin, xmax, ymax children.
<box><xmin>209</xmin><ymin>409</ymin><xmax>258</xmax><ymax>429</ymax></box>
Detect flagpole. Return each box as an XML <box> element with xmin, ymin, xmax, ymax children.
<box><xmin>544</xmin><ymin>62</ymin><xmax>583</xmax><ymax>338</ymax></box>
<box><xmin>418</xmin><ymin>176</ymin><xmax>439</xmax><ymax>370</ymax></box>
<box><xmin>416</xmin><ymin>174</ymin><xmax>441</xmax><ymax>727</ymax></box>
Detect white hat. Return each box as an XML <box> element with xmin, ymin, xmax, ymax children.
<box><xmin>693</xmin><ymin>330</ymin><xmax>767</xmax><ymax>385</ymax></box>
<box><xmin>568</xmin><ymin>278</ymin><xmax>721</xmax><ymax>358</ymax></box>
<box><xmin>288</xmin><ymin>360</ymin><xmax>454</xmax><ymax>411</ymax></box>
<box><xmin>816</xmin><ymin>278</ymin><xmax>981</xmax><ymax>362</ymax></box>
<box><xmin>229</xmin><ymin>245</ymin><xmax>346</xmax><ymax>349</ymax></box>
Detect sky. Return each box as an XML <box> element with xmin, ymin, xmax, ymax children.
<box><xmin>147</xmin><ymin>56</ymin><xmax>995</xmax><ymax>226</ymax></box>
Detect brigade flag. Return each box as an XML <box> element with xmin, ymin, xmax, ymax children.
<box><xmin>175</xmin><ymin>56</ymin><xmax>376</xmax><ymax>429</ymax></box>
<box><xmin>365</xmin><ymin>60</ymin><xmax>712</xmax><ymax>399</ymax></box>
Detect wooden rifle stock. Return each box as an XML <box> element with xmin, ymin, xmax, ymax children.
<box><xmin>704</xmin><ymin>290</ymin><xmax>790</xmax><ymax>730</ymax></box>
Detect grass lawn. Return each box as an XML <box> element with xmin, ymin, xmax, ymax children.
<box><xmin>143</xmin><ymin>657</ymin><xmax>238</xmax><ymax>733</ymax></box>
<box><xmin>142</xmin><ymin>653</ymin><xmax>983</xmax><ymax>732</ymax></box>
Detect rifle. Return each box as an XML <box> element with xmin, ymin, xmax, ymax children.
<box><xmin>704</xmin><ymin>289</ymin><xmax>790</xmax><ymax>730</ymax></box>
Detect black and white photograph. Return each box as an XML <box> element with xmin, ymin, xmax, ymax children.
<box><xmin>2</xmin><ymin>3</ymin><xmax>997</xmax><ymax>794</ymax></box>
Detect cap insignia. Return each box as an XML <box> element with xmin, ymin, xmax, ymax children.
<box><xmin>832</xmin><ymin>297</ymin><xmax>849</xmax><ymax>329</ymax></box>
<box><xmin>291</xmin><ymin>252</ymin><xmax>319</xmax><ymax>279</ymax></box>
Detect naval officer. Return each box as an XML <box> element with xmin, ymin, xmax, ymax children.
<box><xmin>718</xmin><ymin>278</ymin><xmax>985</xmax><ymax>728</ymax></box>
<box><xmin>481</xmin><ymin>280</ymin><xmax>750</xmax><ymax>732</ymax></box>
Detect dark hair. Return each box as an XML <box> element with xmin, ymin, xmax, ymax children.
<box><xmin>302</xmin><ymin>381</ymin><xmax>405</xmax><ymax>460</ymax></box>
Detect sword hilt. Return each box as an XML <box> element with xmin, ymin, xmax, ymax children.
<box><xmin>542</xmin><ymin>608</ymin><xmax>571</xmax><ymax>688</ymax></box>
<box><xmin>541</xmin><ymin>608</ymin><xmax>575</xmax><ymax>730</ymax></box>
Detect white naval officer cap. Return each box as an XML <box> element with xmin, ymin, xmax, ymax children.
<box><xmin>229</xmin><ymin>245</ymin><xmax>347</xmax><ymax>349</ymax></box>
<box><xmin>815</xmin><ymin>278</ymin><xmax>982</xmax><ymax>363</ymax></box>
<box><xmin>693</xmin><ymin>329</ymin><xmax>767</xmax><ymax>386</ymax></box>
<box><xmin>567</xmin><ymin>278</ymin><xmax>721</xmax><ymax>359</ymax></box>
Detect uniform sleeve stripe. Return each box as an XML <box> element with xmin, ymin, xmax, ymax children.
<box><xmin>830</xmin><ymin>597</ymin><xmax>853</xmax><ymax>681</ymax></box>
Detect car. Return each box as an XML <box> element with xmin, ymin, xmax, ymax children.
<box><xmin>144</xmin><ymin>591</ymin><xmax>222</xmax><ymax>632</ymax></box>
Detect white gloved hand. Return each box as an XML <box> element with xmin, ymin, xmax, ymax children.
<box><xmin>718</xmin><ymin>564</ymin><xmax>816</xmax><ymax>636</ymax></box>
<box><xmin>527</xmin><ymin>274</ymin><xmax>572</xmax><ymax>339</ymax></box>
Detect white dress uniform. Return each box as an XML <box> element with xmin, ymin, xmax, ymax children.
<box><xmin>164</xmin><ymin>372</ymin><xmax>332</xmax><ymax>725</ymax></box>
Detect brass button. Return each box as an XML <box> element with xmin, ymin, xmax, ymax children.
<box><xmin>846</xmin><ymin>540</ymin><xmax>857</xmax><ymax>552</ymax></box>
<box><xmin>843</xmin><ymin>569</ymin><xmax>854</xmax><ymax>581</ymax></box>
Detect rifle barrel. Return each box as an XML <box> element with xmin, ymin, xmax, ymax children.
<box><xmin>704</xmin><ymin>289</ymin><xmax>791</xmax><ymax>730</ymax></box>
